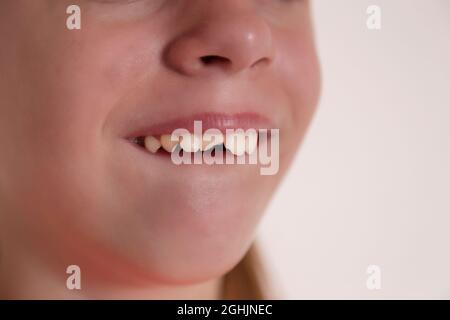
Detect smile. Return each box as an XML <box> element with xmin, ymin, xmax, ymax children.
<box><xmin>132</xmin><ymin>122</ymin><xmax>259</xmax><ymax>156</ymax></box>
<box><xmin>127</xmin><ymin>119</ymin><xmax>280</xmax><ymax>175</ymax></box>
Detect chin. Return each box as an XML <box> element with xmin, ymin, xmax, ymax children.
<box><xmin>113</xmin><ymin>193</ymin><xmax>267</xmax><ymax>285</ymax></box>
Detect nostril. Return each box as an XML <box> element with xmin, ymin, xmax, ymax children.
<box><xmin>250</xmin><ymin>57</ymin><xmax>271</xmax><ymax>69</ymax></box>
<box><xmin>200</xmin><ymin>55</ymin><xmax>231</xmax><ymax>66</ymax></box>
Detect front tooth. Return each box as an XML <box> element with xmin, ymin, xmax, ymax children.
<box><xmin>160</xmin><ymin>134</ymin><xmax>179</xmax><ymax>152</ymax></box>
<box><xmin>224</xmin><ymin>132</ymin><xmax>246</xmax><ymax>156</ymax></box>
<box><xmin>144</xmin><ymin>136</ymin><xmax>161</xmax><ymax>154</ymax></box>
<box><xmin>180</xmin><ymin>134</ymin><xmax>201</xmax><ymax>152</ymax></box>
<box><xmin>202</xmin><ymin>132</ymin><xmax>224</xmax><ymax>151</ymax></box>
<box><xmin>245</xmin><ymin>131</ymin><xmax>258</xmax><ymax>155</ymax></box>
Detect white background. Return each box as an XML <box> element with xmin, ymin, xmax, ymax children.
<box><xmin>259</xmin><ymin>0</ymin><xmax>450</xmax><ymax>299</ymax></box>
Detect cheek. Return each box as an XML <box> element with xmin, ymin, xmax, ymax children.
<box><xmin>2</xmin><ymin>16</ymin><xmax>166</xmax><ymax>190</ymax></box>
<box><xmin>274</xmin><ymin>26</ymin><xmax>321</xmax><ymax>153</ymax></box>
<box><xmin>0</xmin><ymin>18</ymin><xmax>161</xmax><ymax>242</ymax></box>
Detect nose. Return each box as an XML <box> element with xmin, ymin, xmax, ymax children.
<box><xmin>164</xmin><ymin>2</ymin><xmax>275</xmax><ymax>77</ymax></box>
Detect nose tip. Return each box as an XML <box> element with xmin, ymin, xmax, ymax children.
<box><xmin>164</xmin><ymin>12</ymin><xmax>274</xmax><ymax>77</ymax></box>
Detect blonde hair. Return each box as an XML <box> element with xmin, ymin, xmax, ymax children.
<box><xmin>222</xmin><ymin>242</ymin><xmax>271</xmax><ymax>300</ymax></box>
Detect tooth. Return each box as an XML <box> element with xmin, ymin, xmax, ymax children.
<box><xmin>144</xmin><ymin>136</ymin><xmax>161</xmax><ymax>154</ymax></box>
<box><xmin>202</xmin><ymin>132</ymin><xmax>224</xmax><ymax>151</ymax></box>
<box><xmin>179</xmin><ymin>134</ymin><xmax>201</xmax><ymax>153</ymax></box>
<box><xmin>160</xmin><ymin>134</ymin><xmax>179</xmax><ymax>153</ymax></box>
<box><xmin>224</xmin><ymin>132</ymin><xmax>246</xmax><ymax>156</ymax></box>
<box><xmin>246</xmin><ymin>131</ymin><xmax>258</xmax><ymax>155</ymax></box>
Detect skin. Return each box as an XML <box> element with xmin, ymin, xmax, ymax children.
<box><xmin>0</xmin><ymin>0</ymin><xmax>320</xmax><ymax>299</ymax></box>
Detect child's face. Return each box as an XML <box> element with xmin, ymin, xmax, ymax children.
<box><xmin>0</xmin><ymin>0</ymin><xmax>320</xmax><ymax>285</ymax></box>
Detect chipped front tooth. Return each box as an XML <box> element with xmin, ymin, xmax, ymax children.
<box><xmin>245</xmin><ymin>131</ymin><xmax>258</xmax><ymax>155</ymax></box>
<box><xmin>224</xmin><ymin>132</ymin><xmax>246</xmax><ymax>156</ymax></box>
<box><xmin>160</xmin><ymin>134</ymin><xmax>179</xmax><ymax>152</ymax></box>
<box><xmin>202</xmin><ymin>131</ymin><xmax>224</xmax><ymax>151</ymax></box>
<box><xmin>144</xmin><ymin>136</ymin><xmax>161</xmax><ymax>154</ymax></box>
<box><xmin>180</xmin><ymin>134</ymin><xmax>202</xmax><ymax>153</ymax></box>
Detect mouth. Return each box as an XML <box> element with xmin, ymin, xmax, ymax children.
<box><xmin>125</xmin><ymin>112</ymin><xmax>275</xmax><ymax>159</ymax></box>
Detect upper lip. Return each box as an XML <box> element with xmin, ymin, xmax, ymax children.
<box><xmin>125</xmin><ymin>112</ymin><xmax>276</xmax><ymax>139</ymax></box>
